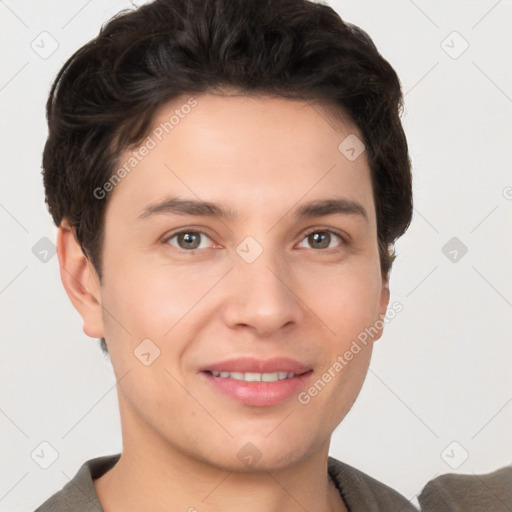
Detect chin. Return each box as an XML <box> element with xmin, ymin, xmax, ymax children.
<box><xmin>192</xmin><ymin>432</ymin><xmax>324</xmax><ymax>474</ymax></box>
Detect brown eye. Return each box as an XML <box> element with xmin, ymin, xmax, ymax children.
<box><xmin>166</xmin><ymin>231</ymin><xmax>214</xmax><ymax>251</ymax></box>
<box><xmin>178</xmin><ymin>232</ymin><xmax>200</xmax><ymax>250</ymax></box>
<box><xmin>298</xmin><ymin>230</ymin><xmax>345</xmax><ymax>251</ymax></box>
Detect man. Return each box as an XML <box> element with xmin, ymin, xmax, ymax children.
<box><xmin>34</xmin><ymin>0</ymin><xmax>512</xmax><ymax>510</ymax></box>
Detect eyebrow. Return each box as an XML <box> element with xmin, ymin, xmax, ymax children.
<box><xmin>138</xmin><ymin>196</ymin><xmax>368</xmax><ymax>223</ymax></box>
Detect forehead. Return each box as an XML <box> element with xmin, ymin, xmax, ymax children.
<box><xmin>151</xmin><ymin>90</ymin><xmax>361</xmax><ymax>145</ymax></box>
<box><xmin>106</xmin><ymin>91</ymin><xmax>374</xmax><ymax>227</ymax></box>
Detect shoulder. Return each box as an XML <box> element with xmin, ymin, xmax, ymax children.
<box><xmin>417</xmin><ymin>465</ymin><xmax>512</xmax><ymax>512</ymax></box>
<box><xmin>33</xmin><ymin>454</ymin><xmax>121</xmax><ymax>512</ymax></box>
<box><xmin>328</xmin><ymin>456</ymin><xmax>417</xmax><ymax>511</ymax></box>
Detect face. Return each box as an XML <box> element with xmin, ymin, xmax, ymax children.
<box><xmin>77</xmin><ymin>91</ymin><xmax>389</xmax><ymax>472</ymax></box>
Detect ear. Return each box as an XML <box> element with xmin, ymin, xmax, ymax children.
<box><xmin>373</xmin><ymin>278</ymin><xmax>390</xmax><ymax>343</ymax></box>
<box><xmin>56</xmin><ymin>221</ymin><xmax>105</xmax><ymax>339</ymax></box>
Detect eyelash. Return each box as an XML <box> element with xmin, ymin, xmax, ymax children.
<box><xmin>163</xmin><ymin>227</ymin><xmax>348</xmax><ymax>253</ymax></box>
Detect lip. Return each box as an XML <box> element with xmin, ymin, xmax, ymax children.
<box><xmin>200</xmin><ymin>357</ymin><xmax>313</xmax><ymax>407</ymax></box>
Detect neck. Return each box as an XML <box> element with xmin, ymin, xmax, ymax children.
<box><xmin>94</xmin><ymin>390</ymin><xmax>347</xmax><ymax>512</ymax></box>
<box><xmin>94</xmin><ymin>400</ymin><xmax>346</xmax><ymax>512</ymax></box>
<box><xmin>95</xmin><ymin>456</ymin><xmax>345</xmax><ymax>512</ymax></box>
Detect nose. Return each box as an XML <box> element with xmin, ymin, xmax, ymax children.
<box><xmin>221</xmin><ymin>246</ymin><xmax>304</xmax><ymax>338</ymax></box>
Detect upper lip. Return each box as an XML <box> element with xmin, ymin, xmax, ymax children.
<box><xmin>201</xmin><ymin>357</ymin><xmax>311</xmax><ymax>374</ymax></box>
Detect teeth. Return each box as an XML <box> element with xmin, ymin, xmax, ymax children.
<box><xmin>210</xmin><ymin>371</ymin><xmax>297</xmax><ymax>382</ymax></box>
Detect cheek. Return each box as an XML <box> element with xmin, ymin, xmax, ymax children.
<box><xmin>102</xmin><ymin>251</ymin><xmax>382</xmax><ymax>343</ymax></box>
<box><xmin>101</xmin><ymin>256</ymin><xmax>214</xmax><ymax>334</ymax></box>
<box><xmin>297</xmin><ymin>261</ymin><xmax>381</xmax><ymax>409</ymax></box>
<box><xmin>301</xmin><ymin>260</ymin><xmax>383</xmax><ymax>343</ymax></box>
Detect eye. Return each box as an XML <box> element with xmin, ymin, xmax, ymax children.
<box><xmin>163</xmin><ymin>228</ymin><xmax>347</xmax><ymax>253</ymax></box>
<box><xmin>297</xmin><ymin>229</ymin><xmax>346</xmax><ymax>251</ymax></box>
<box><xmin>165</xmin><ymin>230</ymin><xmax>215</xmax><ymax>251</ymax></box>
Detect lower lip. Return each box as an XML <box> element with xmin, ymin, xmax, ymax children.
<box><xmin>202</xmin><ymin>371</ymin><xmax>313</xmax><ymax>407</ymax></box>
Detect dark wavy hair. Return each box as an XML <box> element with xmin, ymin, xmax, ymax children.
<box><xmin>42</xmin><ymin>0</ymin><xmax>412</xmax><ymax>355</ymax></box>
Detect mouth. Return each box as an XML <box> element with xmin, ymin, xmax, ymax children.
<box><xmin>200</xmin><ymin>357</ymin><xmax>313</xmax><ymax>407</ymax></box>
<box><xmin>205</xmin><ymin>370</ymin><xmax>301</xmax><ymax>382</ymax></box>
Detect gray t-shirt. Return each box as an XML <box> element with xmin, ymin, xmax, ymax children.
<box><xmin>33</xmin><ymin>453</ymin><xmax>512</xmax><ymax>512</ymax></box>
<box><xmin>417</xmin><ymin>465</ymin><xmax>512</xmax><ymax>512</ymax></box>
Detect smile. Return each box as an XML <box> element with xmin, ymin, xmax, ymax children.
<box><xmin>200</xmin><ymin>358</ymin><xmax>313</xmax><ymax>406</ymax></box>
<box><xmin>206</xmin><ymin>371</ymin><xmax>297</xmax><ymax>382</ymax></box>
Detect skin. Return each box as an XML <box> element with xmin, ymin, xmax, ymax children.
<box><xmin>57</xmin><ymin>90</ymin><xmax>390</xmax><ymax>512</ymax></box>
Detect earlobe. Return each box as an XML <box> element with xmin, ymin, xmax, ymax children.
<box><xmin>56</xmin><ymin>222</ymin><xmax>105</xmax><ymax>339</ymax></box>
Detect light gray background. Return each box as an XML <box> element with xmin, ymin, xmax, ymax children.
<box><xmin>1</xmin><ymin>1</ymin><xmax>511</xmax><ymax>510</ymax></box>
